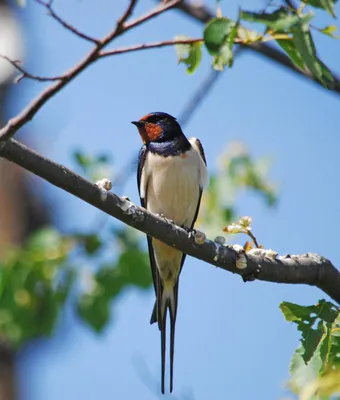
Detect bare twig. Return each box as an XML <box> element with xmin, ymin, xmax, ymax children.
<box><xmin>247</xmin><ymin>230</ymin><xmax>260</xmax><ymax>249</ymax></box>
<box><xmin>0</xmin><ymin>55</ymin><xmax>64</xmax><ymax>84</ymax></box>
<box><xmin>34</xmin><ymin>0</ymin><xmax>100</xmax><ymax>44</ymax></box>
<box><xmin>100</xmin><ymin>38</ymin><xmax>202</xmax><ymax>58</ymax></box>
<box><xmin>0</xmin><ymin>138</ymin><xmax>339</xmax><ymax>305</ymax></box>
<box><xmin>0</xmin><ymin>0</ymin><xmax>182</xmax><ymax>142</ymax></box>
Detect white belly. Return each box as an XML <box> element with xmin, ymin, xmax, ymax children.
<box><xmin>145</xmin><ymin>150</ymin><xmax>201</xmax><ymax>228</ymax></box>
<box><xmin>140</xmin><ymin>145</ymin><xmax>207</xmax><ymax>284</ymax></box>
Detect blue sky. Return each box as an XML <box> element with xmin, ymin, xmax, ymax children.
<box><xmin>6</xmin><ymin>0</ymin><xmax>340</xmax><ymax>399</ymax></box>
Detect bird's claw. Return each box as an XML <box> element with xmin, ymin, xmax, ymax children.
<box><xmin>184</xmin><ymin>227</ymin><xmax>197</xmax><ymax>240</ymax></box>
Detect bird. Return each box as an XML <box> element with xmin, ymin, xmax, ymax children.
<box><xmin>132</xmin><ymin>112</ymin><xmax>208</xmax><ymax>394</ymax></box>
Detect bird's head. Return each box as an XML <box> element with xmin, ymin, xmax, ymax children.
<box><xmin>131</xmin><ymin>112</ymin><xmax>183</xmax><ymax>144</ymax></box>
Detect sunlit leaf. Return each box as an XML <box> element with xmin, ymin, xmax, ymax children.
<box><xmin>204</xmin><ymin>17</ymin><xmax>236</xmax><ymax>56</ymax></box>
<box><xmin>281</xmin><ymin>300</ymin><xmax>338</xmax><ymax>363</ymax></box>
<box><xmin>175</xmin><ymin>36</ymin><xmax>202</xmax><ymax>74</ymax></box>
<box><xmin>320</xmin><ymin>25</ymin><xmax>340</xmax><ymax>38</ymax></box>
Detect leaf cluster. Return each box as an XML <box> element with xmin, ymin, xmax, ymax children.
<box><xmin>281</xmin><ymin>300</ymin><xmax>340</xmax><ymax>399</ymax></box>
<box><xmin>176</xmin><ymin>0</ymin><xmax>338</xmax><ymax>89</ymax></box>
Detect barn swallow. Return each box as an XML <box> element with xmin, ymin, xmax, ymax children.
<box><xmin>132</xmin><ymin>112</ymin><xmax>208</xmax><ymax>394</ymax></box>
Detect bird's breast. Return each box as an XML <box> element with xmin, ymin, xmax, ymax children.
<box><xmin>144</xmin><ymin>149</ymin><xmax>201</xmax><ymax>228</ymax></box>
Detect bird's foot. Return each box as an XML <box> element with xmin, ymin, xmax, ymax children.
<box><xmin>184</xmin><ymin>227</ymin><xmax>196</xmax><ymax>238</ymax></box>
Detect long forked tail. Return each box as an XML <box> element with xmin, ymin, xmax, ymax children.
<box><xmin>153</xmin><ymin>281</ymin><xmax>179</xmax><ymax>394</ymax></box>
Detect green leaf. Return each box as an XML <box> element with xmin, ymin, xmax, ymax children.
<box><xmin>287</xmin><ymin>305</ymin><xmax>340</xmax><ymax>395</ymax></box>
<box><xmin>303</xmin><ymin>0</ymin><xmax>337</xmax><ymax>18</ymax></box>
<box><xmin>320</xmin><ymin>25</ymin><xmax>340</xmax><ymax>38</ymax></box>
<box><xmin>280</xmin><ymin>300</ymin><xmax>338</xmax><ymax>363</ymax></box>
<box><xmin>175</xmin><ymin>36</ymin><xmax>202</xmax><ymax>74</ymax></box>
<box><xmin>276</xmin><ymin>39</ymin><xmax>305</xmax><ymax>70</ymax></box>
<box><xmin>240</xmin><ymin>9</ymin><xmax>313</xmax><ymax>31</ymax></box>
<box><xmin>291</xmin><ymin>21</ymin><xmax>334</xmax><ymax>89</ymax></box>
<box><xmin>204</xmin><ymin>17</ymin><xmax>236</xmax><ymax>56</ymax></box>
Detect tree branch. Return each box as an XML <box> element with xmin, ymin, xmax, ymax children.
<box><xmin>0</xmin><ymin>56</ymin><xmax>64</xmax><ymax>84</ymax></box>
<box><xmin>174</xmin><ymin>2</ymin><xmax>340</xmax><ymax>95</ymax></box>
<box><xmin>0</xmin><ymin>0</ymin><xmax>182</xmax><ymax>142</ymax></box>
<box><xmin>0</xmin><ymin>138</ymin><xmax>339</xmax><ymax>305</ymax></box>
<box><xmin>34</xmin><ymin>0</ymin><xmax>100</xmax><ymax>44</ymax></box>
<box><xmin>100</xmin><ymin>38</ymin><xmax>203</xmax><ymax>58</ymax></box>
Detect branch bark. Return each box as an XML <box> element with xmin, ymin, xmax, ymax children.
<box><xmin>0</xmin><ymin>139</ymin><xmax>339</xmax><ymax>305</ymax></box>
<box><xmin>174</xmin><ymin>2</ymin><xmax>340</xmax><ymax>95</ymax></box>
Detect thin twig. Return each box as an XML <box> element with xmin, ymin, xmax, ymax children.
<box><xmin>34</xmin><ymin>0</ymin><xmax>100</xmax><ymax>44</ymax></box>
<box><xmin>247</xmin><ymin>230</ymin><xmax>260</xmax><ymax>249</ymax></box>
<box><xmin>0</xmin><ymin>55</ymin><xmax>64</xmax><ymax>83</ymax></box>
<box><xmin>100</xmin><ymin>38</ymin><xmax>202</xmax><ymax>58</ymax></box>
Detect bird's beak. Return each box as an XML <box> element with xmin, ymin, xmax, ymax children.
<box><xmin>131</xmin><ymin>120</ymin><xmax>145</xmax><ymax>127</ymax></box>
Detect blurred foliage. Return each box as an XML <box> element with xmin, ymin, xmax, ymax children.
<box><xmin>77</xmin><ymin>228</ymin><xmax>151</xmax><ymax>332</ymax></box>
<box><xmin>73</xmin><ymin>151</ymin><xmax>113</xmax><ymax>183</ymax></box>
<box><xmin>0</xmin><ymin>228</ymin><xmax>74</xmax><ymax>348</ymax></box>
<box><xmin>281</xmin><ymin>300</ymin><xmax>340</xmax><ymax>400</ymax></box>
<box><xmin>199</xmin><ymin>141</ymin><xmax>276</xmax><ymax>238</ymax></box>
<box><xmin>176</xmin><ymin>0</ymin><xmax>338</xmax><ymax>89</ymax></box>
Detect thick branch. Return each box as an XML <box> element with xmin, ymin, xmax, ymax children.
<box><xmin>175</xmin><ymin>2</ymin><xmax>340</xmax><ymax>95</ymax></box>
<box><xmin>0</xmin><ymin>139</ymin><xmax>339</xmax><ymax>305</ymax></box>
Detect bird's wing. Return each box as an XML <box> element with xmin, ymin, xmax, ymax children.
<box><xmin>137</xmin><ymin>145</ymin><xmax>159</xmax><ymax>299</ymax></box>
<box><xmin>138</xmin><ymin>146</ymin><xmax>168</xmax><ymax>393</ymax></box>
